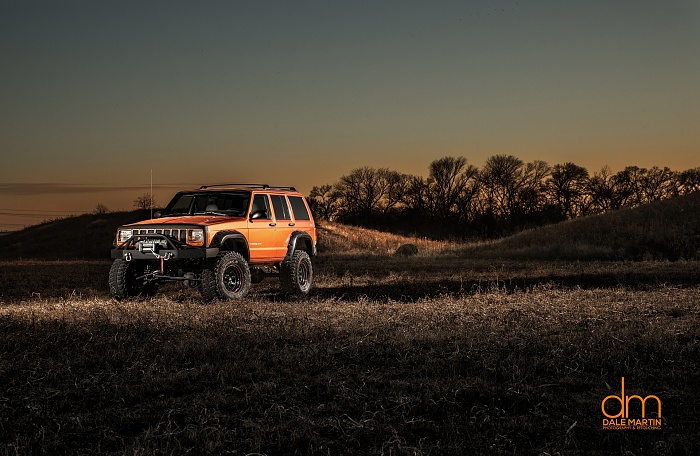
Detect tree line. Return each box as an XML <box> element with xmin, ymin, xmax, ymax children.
<box><xmin>308</xmin><ymin>155</ymin><xmax>700</xmax><ymax>239</ymax></box>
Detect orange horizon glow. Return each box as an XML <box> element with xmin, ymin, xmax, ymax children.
<box><xmin>1</xmin><ymin>149</ymin><xmax>697</xmax><ymax>231</ymax></box>
<box><xmin>1</xmin><ymin>1</ymin><xmax>698</xmax><ymax>230</ymax></box>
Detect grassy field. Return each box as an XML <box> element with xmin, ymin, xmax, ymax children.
<box><xmin>1</xmin><ymin>255</ymin><xmax>699</xmax><ymax>455</ymax></box>
<box><xmin>1</xmin><ymin>195</ymin><xmax>699</xmax><ymax>454</ymax></box>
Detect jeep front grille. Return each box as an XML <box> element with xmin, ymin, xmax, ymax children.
<box><xmin>132</xmin><ymin>228</ymin><xmax>187</xmax><ymax>243</ymax></box>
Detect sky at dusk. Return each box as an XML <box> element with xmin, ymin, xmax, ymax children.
<box><xmin>1</xmin><ymin>0</ymin><xmax>698</xmax><ymax>230</ymax></box>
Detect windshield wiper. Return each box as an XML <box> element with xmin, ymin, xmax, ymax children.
<box><xmin>203</xmin><ymin>211</ymin><xmax>228</xmax><ymax>216</ymax></box>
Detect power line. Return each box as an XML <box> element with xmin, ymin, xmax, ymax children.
<box><xmin>0</xmin><ymin>213</ymin><xmax>77</xmax><ymax>218</ymax></box>
<box><xmin>0</xmin><ymin>208</ymin><xmax>84</xmax><ymax>213</ymax></box>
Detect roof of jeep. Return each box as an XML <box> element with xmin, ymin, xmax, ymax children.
<box><xmin>180</xmin><ymin>184</ymin><xmax>301</xmax><ymax>194</ymax></box>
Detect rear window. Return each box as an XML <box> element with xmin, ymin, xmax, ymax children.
<box><xmin>271</xmin><ymin>195</ymin><xmax>292</xmax><ymax>220</ymax></box>
<box><xmin>288</xmin><ymin>196</ymin><xmax>311</xmax><ymax>221</ymax></box>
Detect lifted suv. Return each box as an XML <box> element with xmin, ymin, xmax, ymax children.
<box><xmin>110</xmin><ymin>184</ymin><xmax>316</xmax><ymax>301</ymax></box>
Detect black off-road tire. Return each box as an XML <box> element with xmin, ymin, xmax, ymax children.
<box><xmin>109</xmin><ymin>259</ymin><xmax>149</xmax><ymax>300</ymax></box>
<box><xmin>280</xmin><ymin>250</ymin><xmax>313</xmax><ymax>295</ymax></box>
<box><xmin>200</xmin><ymin>251</ymin><xmax>251</xmax><ymax>302</ymax></box>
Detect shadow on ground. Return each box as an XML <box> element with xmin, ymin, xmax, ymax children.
<box><xmin>1</xmin><ymin>258</ymin><xmax>699</xmax><ymax>302</ymax></box>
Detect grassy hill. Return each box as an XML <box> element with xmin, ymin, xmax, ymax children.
<box><xmin>461</xmin><ymin>191</ymin><xmax>700</xmax><ymax>261</ymax></box>
<box><xmin>1</xmin><ymin>192</ymin><xmax>699</xmax><ymax>261</ymax></box>
<box><xmin>0</xmin><ymin>211</ymin><xmax>149</xmax><ymax>260</ymax></box>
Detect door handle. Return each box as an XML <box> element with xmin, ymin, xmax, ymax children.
<box><xmin>269</xmin><ymin>222</ymin><xmax>277</xmax><ymax>227</ymax></box>
<box><xmin>288</xmin><ymin>222</ymin><xmax>295</xmax><ymax>226</ymax></box>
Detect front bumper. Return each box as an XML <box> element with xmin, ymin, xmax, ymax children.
<box><xmin>111</xmin><ymin>234</ymin><xmax>219</xmax><ymax>261</ymax></box>
<box><xmin>111</xmin><ymin>248</ymin><xmax>220</xmax><ymax>260</ymax></box>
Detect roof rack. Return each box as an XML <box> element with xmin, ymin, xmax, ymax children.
<box><xmin>199</xmin><ymin>183</ymin><xmax>297</xmax><ymax>191</ymax></box>
<box><xmin>200</xmin><ymin>183</ymin><xmax>267</xmax><ymax>189</ymax></box>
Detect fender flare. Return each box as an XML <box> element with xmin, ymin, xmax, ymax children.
<box><xmin>285</xmin><ymin>231</ymin><xmax>316</xmax><ymax>260</ymax></box>
<box><xmin>210</xmin><ymin>230</ymin><xmax>250</xmax><ymax>261</ymax></box>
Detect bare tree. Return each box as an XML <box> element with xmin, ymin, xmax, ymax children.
<box><xmin>547</xmin><ymin>162</ymin><xmax>589</xmax><ymax>218</ymax></box>
<box><xmin>94</xmin><ymin>203</ymin><xmax>109</xmax><ymax>215</ymax></box>
<box><xmin>615</xmin><ymin>166</ymin><xmax>647</xmax><ymax>206</ymax></box>
<box><xmin>335</xmin><ymin>167</ymin><xmax>374</xmax><ymax>218</ymax></box>
<box><xmin>479</xmin><ymin>155</ymin><xmax>550</xmax><ymax>218</ymax></box>
<box><xmin>455</xmin><ymin>176</ymin><xmax>482</xmax><ymax>223</ymax></box>
<box><xmin>427</xmin><ymin>156</ymin><xmax>478</xmax><ymax>219</ymax></box>
<box><xmin>308</xmin><ymin>184</ymin><xmax>338</xmax><ymax>221</ymax></box>
<box><xmin>383</xmin><ymin>170</ymin><xmax>410</xmax><ymax>214</ymax></box>
<box><xmin>677</xmin><ymin>168</ymin><xmax>700</xmax><ymax>195</ymax></box>
<box><xmin>333</xmin><ymin>167</ymin><xmax>405</xmax><ymax>220</ymax></box>
<box><xmin>479</xmin><ymin>155</ymin><xmax>522</xmax><ymax>217</ymax></box>
<box><xmin>611</xmin><ymin>167</ymin><xmax>640</xmax><ymax>208</ymax></box>
<box><xmin>133</xmin><ymin>193</ymin><xmax>157</xmax><ymax>211</ymax></box>
<box><xmin>586</xmin><ymin>166</ymin><xmax>614</xmax><ymax>213</ymax></box>
<box><xmin>586</xmin><ymin>166</ymin><xmax>637</xmax><ymax>212</ymax></box>
<box><xmin>639</xmin><ymin>166</ymin><xmax>676</xmax><ymax>202</ymax></box>
<box><xmin>402</xmin><ymin>175</ymin><xmax>430</xmax><ymax>214</ymax></box>
<box><xmin>519</xmin><ymin>160</ymin><xmax>551</xmax><ymax>215</ymax></box>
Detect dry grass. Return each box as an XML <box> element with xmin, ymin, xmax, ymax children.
<box><xmin>1</xmin><ymin>257</ymin><xmax>699</xmax><ymax>455</ymax></box>
<box><xmin>317</xmin><ymin>222</ymin><xmax>455</xmax><ymax>255</ymax></box>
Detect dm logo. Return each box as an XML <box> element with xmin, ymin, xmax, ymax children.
<box><xmin>601</xmin><ymin>377</ymin><xmax>662</xmax><ymax>430</ymax></box>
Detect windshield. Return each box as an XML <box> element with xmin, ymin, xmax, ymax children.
<box><xmin>162</xmin><ymin>191</ymin><xmax>251</xmax><ymax>217</ymax></box>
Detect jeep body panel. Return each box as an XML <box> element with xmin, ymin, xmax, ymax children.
<box><xmin>114</xmin><ymin>187</ymin><xmax>315</xmax><ymax>257</ymax></box>
<box><xmin>110</xmin><ymin>185</ymin><xmax>316</xmax><ymax>296</ymax></box>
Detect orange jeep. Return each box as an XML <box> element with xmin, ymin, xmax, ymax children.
<box><xmin>110</xmin><ymin>184</ymin><xmax>316</xmax><ymax>301</ymax></box>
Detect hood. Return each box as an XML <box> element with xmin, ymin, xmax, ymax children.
<box><xmin>127</xmin><ymin>215</ymin><xmax>246</xmax><ymax>227</ymax></box>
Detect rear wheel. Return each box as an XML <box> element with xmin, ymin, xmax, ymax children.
<box><xmin>200</xmin><ymin>251</ymin><xmax>251</xmax><ymax>301</ymax></box>
<box><xmin>280</xmin><ymin>250</ymin><xmax>313</xmax><ymax>295</ymax></box>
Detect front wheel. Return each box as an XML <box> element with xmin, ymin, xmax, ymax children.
<box><xmin>109</xmin><ymin>259</ymin><xmax>156</xmax><ymax>300</ymax></box>
<box><xmin>280</xmin><ymin>250</ymin><xmax>313</xmax><ymax>295</ymax></box>
<box><xmin>200</xmin><ymin>251</ymin><xmax>251</xmax><ymax>302</ymax></box>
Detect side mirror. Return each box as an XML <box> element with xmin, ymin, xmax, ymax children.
<box><xmin>153</xmin><ymin>211</ymin><xmax>162</xmax><ymax>218</ymax></box>
<box><xmin>249</xmin><ymin>210</ymin><xmax>266</xmax><ymax>220</ymax></box>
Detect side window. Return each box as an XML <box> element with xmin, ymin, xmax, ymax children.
<box><xmin>270</xmin><ymin>195</ymin><xmax>292</xmax><ymax>220</ymax></box>
<box><xmin>250</xmin><ymin>194</ymin><xmax>271</xmax><ymax>219</ymax></box>
<box><xmin>288</xmin><ymin>196</ymin><xmax>311</xmax><ymax>221</ymax></box>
